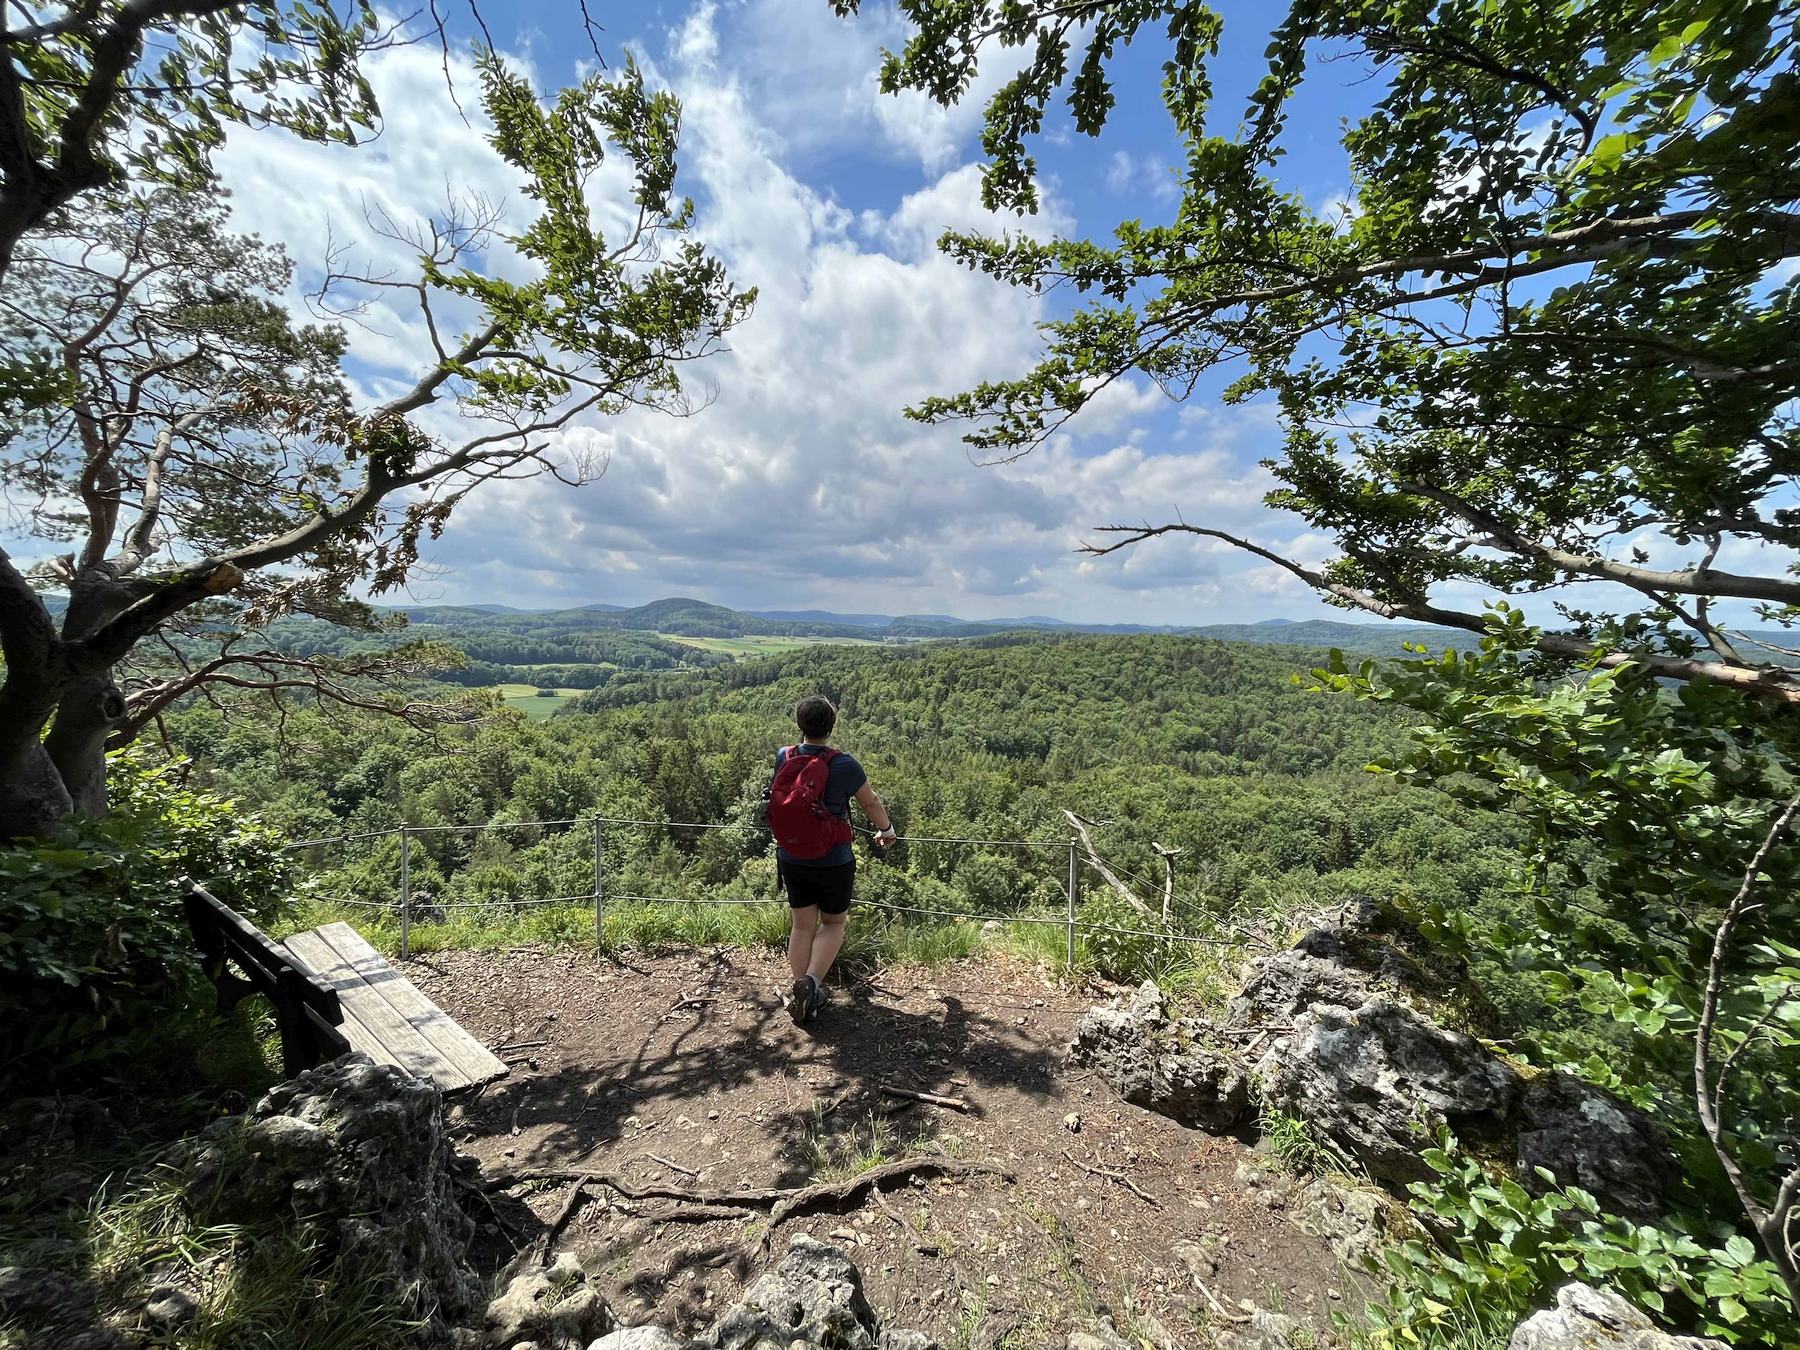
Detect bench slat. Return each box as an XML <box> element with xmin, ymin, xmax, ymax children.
<box><xmin>311</xmin><ymin>923</ymin><xmax>507</xmax><ymax>1090</ymax></box>
<box><xmin>283</xmin><ymin>930</ymin><xmax>469</xmax><ymax>1090</ymax></box>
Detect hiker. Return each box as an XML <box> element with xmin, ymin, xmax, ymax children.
<box><xmin>766</xmin><ymin>694</ymin><xmax>896</xmax><ymax>1023</ymax></box>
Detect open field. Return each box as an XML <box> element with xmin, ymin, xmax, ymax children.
<box><xmin>659</xmin><ymin>633</ymin><xmax>884</xmax><ymax>657</ymax></box>
<box><xmin>492</xmin><ymin>682</ymin><xmax>585</xmax><ymax>719</ymax></box>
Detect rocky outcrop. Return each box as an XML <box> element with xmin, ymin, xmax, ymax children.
<box><xmin>1508</xmin><ymin>1283</ymin><xmax>1727</xmax><ymax>1350</ymax></box>
<box><xmin>1258</xmin><ymin>997</ymin><xmax>1518</xmax><ymax>1185</ymax></box>
<box><xmin>551</xmin><ymin>1236</ymin><xmax>934</xmax><ymax>1350</ymax></box>
<box><xmin>711</xmin><ymin>1235</ymin><xmax>887</xmax><ymax>1350</ymax></box>
<box><xmin>0</xmin><ymin>1266</ymin><xmax>124</xmax><ymax>1350</ymax></box>
<box><xmin>1070</xmin><ymin>901</ymin><xmax>1672</xmax><ymax>1218</ymax></box>
<box><xmin>1067</xmin><ymin>982</ymin><xmax>1248</xmax><ymax>1130</ymax></box>
<box><xmin>486</xmin><ymin>1252</ymin><xmax>616</xmax><ymax>1349</ymax></box>
<box><xmin>1512</xmin><ymin>1076</ymin><xmax>1672</xmax><ymax>1222</ymax></box>
<box><xmin>184</xmin><ymin>1052</ymin><xmax>483</xmax><ymax>1345</ymax></box>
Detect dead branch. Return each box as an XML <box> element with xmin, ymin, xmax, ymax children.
<box><xmin>1062</xmin><ymin>1151</ymin><xmax>1159</xmax><ymax>1207</ymax></box>
<box><xmin>878</xmin><ymin>1085</ymin><xmax>971</xmax><ymax>1112</ymax></box>
<box><xmin>1152</xmin><ymin>842</ymin><xmax>1183</xmax><ymax>924</ymax></box>
<box><xmin>647</xmin><ymin>1152</ymin><xmax>700</xmax><ymax>1178</ymax></box>
<box><xmin>1063</xmin><ymin>812</ymin><xmax>1156</xmax><ymax>918</ymax></box>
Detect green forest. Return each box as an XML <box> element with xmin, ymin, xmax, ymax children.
<box><xmin>167</xmin><ymin>633</ymin><xmax>1522</xmax><ymax>978</ymax></box>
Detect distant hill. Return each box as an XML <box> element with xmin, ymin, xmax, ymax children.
<box><xmin>367</xmin><ymin>596</ymin><xmax>1471</xmax><ymax>654</ymax></box>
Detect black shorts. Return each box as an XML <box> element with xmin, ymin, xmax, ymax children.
<box><xmin>781</xmin><ymin>860</ymin><xmax>855</xmax><ymax>915</ymax></box>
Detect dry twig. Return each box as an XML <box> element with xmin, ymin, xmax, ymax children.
<box><xmin>878</xmin><ymin>1084</ymin><xmax>970</xmax><ymax>1112</ymax></box>
<box><xmin>1063</xmin><ymin>1151</ymin><xmax>1159</xmax><ymax>1207</ymax></box>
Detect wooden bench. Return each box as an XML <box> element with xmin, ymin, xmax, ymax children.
<box><xmin>183</xmin><ymin>881</ymin><xmax>507</xmax><ymax>1093</ymax></box>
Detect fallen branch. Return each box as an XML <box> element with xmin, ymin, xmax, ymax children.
<box><xmin>879</xmin><ymin>1085</ymin><xmax>970</xmax><ymax>1112</ymax></box>
<box><xmin>1193</xmin><ymin>1276</ymin><xmax>1251</xmax><ymax>1324</ymax></box>
<box><xmin>647</xmin><ymin>1152</ymin><xmax>700</xmax><ymax>1178</ymax></box>
<box><xmin>1063</xmin><ymin>1151</ymin><xmax>1159</xmax><ymax>1207</ymax></box>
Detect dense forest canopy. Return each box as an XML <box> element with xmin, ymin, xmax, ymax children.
<box><xmin>168</xmin><ymin>632</ymin><xmax>1528</xmax><ymax>1000</ymax></box>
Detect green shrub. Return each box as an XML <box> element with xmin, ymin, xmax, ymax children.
<box><xmin>0</xmin><ymin>752</ymin><xmax>293</xmax><ymax>1081</ymax></box>
<box><xmin>1360</xmin><ymin>1138</ymin><xmax>1794</xmax><ymax>1347</ymax></box>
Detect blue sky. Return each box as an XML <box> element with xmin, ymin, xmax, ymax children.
<box><xmin>208</xmin><ymin>2</ymin><xmax>1387</xmax><ymax>623</ymax></box>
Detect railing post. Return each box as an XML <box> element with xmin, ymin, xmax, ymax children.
<box><xmin>398</xmin><ymin>825</ymin><xmax>412</xmax><ymax>960</ymax></box>
<box><xmin>1066</xmin><ymin>836</ymin><xmax>1080</xmax><ymax>971</ymax></box>
<box><xmin>592</xmin><ymin>815</ymin><xmax>605</xmax><ymax>948</ymax></box>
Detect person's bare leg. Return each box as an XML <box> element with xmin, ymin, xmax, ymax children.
<box><xmin>788</xmin><ymin>906</ymin><xmax>818</xmax><ymax>980</ymax></box>
<box><xmin>807</xmin><ymin>911</ymin><xmax>848</xmax><ymax>985</ymax></box>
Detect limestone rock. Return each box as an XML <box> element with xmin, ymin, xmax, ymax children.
<box><xmin>1067</xmin><ymin>982</ymin><xmax>1250</xmax><ymax>1130</ymax></box>
<box><xmin>587</xmin><ymin>1328</ymin><xmax>702</xmax><ymax>1350</ymax></box>
<box><xmin>1257</xmin><ymin>998</ymin><xmax>1519</xmax><ymax>1186</ymax></box>
<box><xmin>1291</xmin><ymin>1176</ymin><xmax>1398</xmax><ymax>1266</ymax></box>
<box><xmin>1513</xmin><ymin>1075</ymin><xmax>1670</xmax><ymax>1222</ymax></box>
<box><xmin>1213</xmin><ymin>1309</ymin><xmax>1298</xmax><ymax>1350</ymax></box>
<box><xmin>1065</xmin><ymin>1319</ymin><xmax>1134</xmax><ymax>1350</ymax></box>
<box><xmin>1508</xmin><ymin>1283</ymin><xmax>1727</xmax><ymax>1350</ymax></box>
<box><xmin>184</xmin><ymin>1052</ymin><xmax>482</xmax><ymax>1345</ymax></box>
<box><xmin>710</xmin><ymin>1236</ymin><xmax>882</xmax><ymax>1350</ymax></box>
<box><xmin>878</xmin><ymin>1330</ymin><xmax>938</xmax><ymax>1350</ymax></box>
<box><xmin>487</xmin><ymin>1253</ymin><xmax>616</xmax><ymax>1349</ymax></box>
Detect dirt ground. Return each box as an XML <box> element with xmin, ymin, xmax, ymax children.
<box><xmin>410</xmin><ymin>944</ymin><xmax>1361</xmax><ymax>1348</ymax></box>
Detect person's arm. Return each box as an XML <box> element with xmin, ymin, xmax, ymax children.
<box><xmin>854</xmin><ymin>782</ymin><xmax>897</xmax><ymax>847</ymax></box>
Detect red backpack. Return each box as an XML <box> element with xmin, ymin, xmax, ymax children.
<box><xmin>768</xmin><ymin>746</ymin><xmax>854</xmax><ymax>861</ymax></box>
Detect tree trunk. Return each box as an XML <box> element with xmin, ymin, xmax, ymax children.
<box><xmin>41</xmin><ymin>674</ymin><xmax>126</xmax><ymax>816</ymax></box>
<box><xmin>0</xmin><ymin>565</ymin><xmax>131</xmax><ymax>840</ymax></box>
<box><xmin>40</xmin><ymin>571</ymin><xmax>134</xmax><ymax>821</ymax></box>
<box><xmin>0</xmin><ymin>721</ymin><xmax>74</xmax><ymax>839</ymax></box>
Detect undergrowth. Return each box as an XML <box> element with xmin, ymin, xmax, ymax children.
<box><xmin>1</xmin><ymin>1148</ymin><xmax>417</xmax><ymax>1350</ymax></box>
<box><xmin>285</xmin><ymin>897</ymin><xmax>1239</xmax><ymax>987</ymax></box>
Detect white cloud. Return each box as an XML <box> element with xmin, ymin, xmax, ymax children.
<box><xmin>201</xmin><ymin>2</ymin><xmax>1339</xmax><ymax>626</ymax></box>
<box><xmin>861</xmin><ymin>162</ymin><xmax>1073</xmax><ymax>261</ymax></box>
<box><xmin>1103</xmin><ymin>149</ymin><xmax>1180</xmax><ymax>203</ymax></box>
<box><xmin>706</xmin><ymin>0</ymin><xmax>1031</xmax><ymax>176</ymax></box>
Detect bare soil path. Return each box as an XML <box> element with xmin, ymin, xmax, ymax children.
<box><xmin>411</xmin><ymin>945</ymin><xmax>1357</xmax><ymax>1347</ymax></box>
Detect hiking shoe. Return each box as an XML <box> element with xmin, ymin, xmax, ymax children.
<box><xmin>806</xmin><ymin>979</ymin><xmax>828</xmax><ymax>1018</ymax></box>
<box><xmin>786</xmin><ymin>976</ymin><xmax>815</xmax><ymax>1025</ymax></box>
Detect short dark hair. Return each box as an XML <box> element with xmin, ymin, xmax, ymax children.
<box><xmin>795</xmin><ymin>695</ymin><xmax>837</xmax><ymax>739</ymax></box>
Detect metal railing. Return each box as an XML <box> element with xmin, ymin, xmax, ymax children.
<box><xmin>285</xmin><ymin>814</ymin><xmax>1255</xmax><ymax>963</ymax></box>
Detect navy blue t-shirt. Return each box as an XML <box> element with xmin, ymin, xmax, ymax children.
<box><xmin>773</xmin><ymin>744</ymin><xmax>866</xmax><ymax>868</ymax></box>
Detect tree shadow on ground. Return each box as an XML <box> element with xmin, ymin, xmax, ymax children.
<box><xmin>452</xmin><ymin>949</ymin><xmax>1062</xmax><ymax>1276</ymax></box>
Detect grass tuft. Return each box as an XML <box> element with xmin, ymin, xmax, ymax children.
<box><xmin>804</xmin><ymin>1109</ymin><xmax>907</xmax><ymax>1183</ymax></box>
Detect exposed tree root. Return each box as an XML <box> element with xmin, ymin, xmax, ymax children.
<box><xmin>487</xmin><ymin>1155</ymin><xmax>1015</xmax><ymax>1248</ymax></box>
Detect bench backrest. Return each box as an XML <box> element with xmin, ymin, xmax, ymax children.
<box><xmin>182</xmin><ymin>879</ymin><xmax>350</xmax><ymax>1075</ymax></box>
